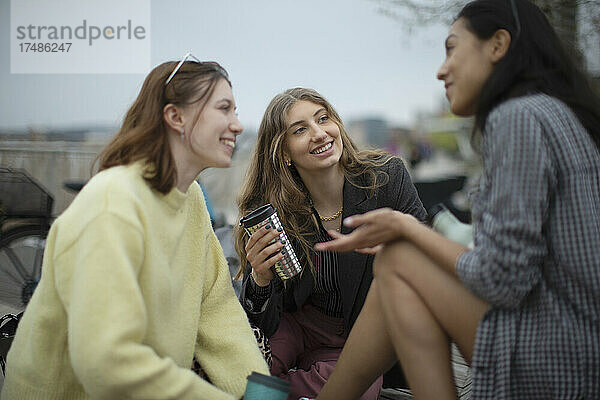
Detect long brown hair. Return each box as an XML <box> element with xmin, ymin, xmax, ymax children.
<box><xmin>234</xmin><ymin>88</ymin><xmax>392</xmax><ymax>279</ymax></box>
<box><xmin>94</xmin><ymin>60</ymin><xmax>230</xmax><ymax>193</ymax></box>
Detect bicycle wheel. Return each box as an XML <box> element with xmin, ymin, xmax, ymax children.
<box><xmin>0</xmin><ymin>225</ymin><xmax>48</xmax><ymax>310</ymax></box>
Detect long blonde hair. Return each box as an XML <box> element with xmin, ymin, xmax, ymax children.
<box><xmin>234</xmin><ymin>88</ymin><xmax>393</xmax><ymax>279</ymax></box>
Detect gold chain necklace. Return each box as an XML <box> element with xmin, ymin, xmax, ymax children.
<box><xmin>319</xmin><ymin>207</ymin><xmax>343</xmax><ymax>222</ymax></box>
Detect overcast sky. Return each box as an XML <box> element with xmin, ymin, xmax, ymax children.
<box><xmin>1</xmin><ymin>0</ymin><xmax>455</xmax><ymax>132</ymax></box>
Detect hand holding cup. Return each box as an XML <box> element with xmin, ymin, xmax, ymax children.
<box><xmin>240</xmin><ymin>204</ymin><xmax>302</xmax><ymax>281</ymax></box>
<box><xmin>244</xmin><ymin>224</ymin><xmax>283</xmax><ymax>286</ymax></box>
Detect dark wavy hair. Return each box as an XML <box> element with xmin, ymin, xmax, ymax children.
<box><xmin>458</xmin><ymin>0</ymin><xmax>600</xmax><ymax>150</ymax></box>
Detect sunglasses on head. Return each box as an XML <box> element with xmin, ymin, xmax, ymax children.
<box><xmin>164</xmin><ymin>51</ymin><xmax>201</xmax><ymax>86</ymax></box>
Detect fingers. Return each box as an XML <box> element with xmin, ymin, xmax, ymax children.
<box><xmin>253</xmin><ymin>250</ymin><xmax>279</xmax><ymax>283</ymax></box>
<box><xmin>245</xmin><ymin>225</ymin><xmax>280</xmax><ymax>256</ymax></box>
<box><xmin>245</xmin><ymin>223</ymin><xmax>278</xmax><ymax>251</ymax></box>
<box><xmin>315</xmin><ymin>231</ymin><xmax>362</xmax><ymax>253</ymax></box>
<box><xmin>260</xmin><ymin>243</ymin><xmax>285</xmax><ymax>269</ymax></box>
<box><xmin>245</xmin><ymin>224</ymin><xmax>285</xmax><ymax>282</ymax></box>
<box><xmin>316</xmin><ymin>208</ymin><xmax>402</xmax><ymax>253</ymax></box>
<box><xmin>316</xmin><ymin>224</ymin><xmax>383</xmax><ymax>253</ymax></box>
<box><xmin>327</xmin><ymin>230</ymin><xmax>344</xmax><ymax>239</ymax></box>
<box><xmin>343</xmin><ymin>207</ymin><xmax>398</xmax><ymax>228</ymax></box>
<box><xmin>356</xmin><ymin>244</ymin><xmax>384</xmax><ymax>255</ymax></box>
<box><xmin>314</xmin><ymin>230</ymin><xmax>345</xmax><ymax>251</ymax></box>
<box><xmin>343</xmin><ymin>207</ymin><xmax>393</xmax><ymax>228</ymax></box>
<box><xmin>372</xmin><ymin>244</ymin><xmax>384</xmax><ymax>252</ymax></box>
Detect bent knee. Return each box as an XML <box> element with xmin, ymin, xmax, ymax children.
<box><xmin>373</xmin><ymin>240</ymin><xmax>419</xmax><ymax>278</ymax></box>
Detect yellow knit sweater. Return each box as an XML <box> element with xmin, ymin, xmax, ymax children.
<box><xmin>1</xmin><ymin>162</ymin><xmax>269</xmax><ymax>400</ymax></box>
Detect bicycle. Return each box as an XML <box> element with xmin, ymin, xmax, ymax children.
<box><xmin>0</xmin><ymin>167</ymin><xmax>53</xmax><ymax>312</ymax></box>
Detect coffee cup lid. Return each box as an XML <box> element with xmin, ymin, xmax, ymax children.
<box><xmin>240</xmin><ymin>204</ymin><xmax>276</xmax><ymax>227</ymax></box>
<box><xmin>247</xmin><ymin>371</ymin><xmax>290</xmax><ymax>392</ymax></box>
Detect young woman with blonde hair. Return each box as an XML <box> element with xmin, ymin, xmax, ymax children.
<box><xmin>234</xmin><ymin>87</ymin><xmax>426</xmax><ymax>400</ymax></box>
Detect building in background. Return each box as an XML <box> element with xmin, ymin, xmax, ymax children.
<box><xmin>347</xmin><ymin>118</ymin><xmax>388</xmax><ymax>149</ymax></box>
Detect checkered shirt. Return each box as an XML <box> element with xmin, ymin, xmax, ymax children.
<box><xmin>456</xmin><ymin>94</ymin><xmax>600</xmax><ymax>399</ymax></box>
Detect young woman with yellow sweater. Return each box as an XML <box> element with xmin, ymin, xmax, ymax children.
<box><xmin>1</xmin><ymin>55</ymin><xmax>269</xmax><ymax>400</ymax></box>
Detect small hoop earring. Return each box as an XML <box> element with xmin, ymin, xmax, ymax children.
<box><xmin>285</xmin><ymin>159</ymin><xmax>292</xmax><ymax>167</ymax></box>
<box><xmin>180</xmin><ymin>128</ymin><xmax>185</xmax><ymax>141</ymax></box>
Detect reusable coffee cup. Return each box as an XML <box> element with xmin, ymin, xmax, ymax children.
<box><xmin>243</xmin><ymin>372</ymin><xmax>289</xmax><ymax>400</ymax></box>
<box><xmin>240</xmin><ymin>204</ymin><xmax>302</xmax><ymax>280</ymax></box>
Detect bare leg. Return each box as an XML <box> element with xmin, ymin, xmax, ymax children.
<box><xmin>316</xmin><ymin>282</ymin><xmax>397</xmax><ymax>400</ymax></box>
<box><xmin>318</xmin><ymin>241</ymin><xmax>488</xmax><ymax>400</ymax></box>
<box><xmin>375</xmin><ymin>274</ymin><xmax>456</xmax><ymax>399</ymax></box>
<box><xmin>374</xmin><ymin>241</ymin><xmax>489</xmax><ymax>398</ymax></box>
<box><xmin>376</xmin><ymin>241</ymin><xmax>488</xmax><ymax>362</ymax></box>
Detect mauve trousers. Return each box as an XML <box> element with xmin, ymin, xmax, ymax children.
<box><xmin>270</xmin><ymin>304</ymin><xmax>383</xmax><ymax>400</ymax></box>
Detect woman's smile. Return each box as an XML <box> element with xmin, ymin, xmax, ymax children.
<box><xmin>310</xmin><ymin>141</ymin><xmax>334</xmax><ymax>156</ymax></box>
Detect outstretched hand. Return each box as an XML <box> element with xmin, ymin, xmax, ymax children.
<box><xmin>315</xmin><ymin>208</ymin><xmax>416</xmax><ymax>253</ymax></box>
<box><xmin>326</xmin><ymin>230</ymin><xmax>383</xmax><ymax>254</ymax></box>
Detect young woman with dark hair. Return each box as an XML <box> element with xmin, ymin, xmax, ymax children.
<box><xmin>315</xmin><ymin>0</ymin><xmax>600</xmax><ymax>399</ymax></box>
<box><xmin>234</xmin><ymin>87</ymin><xmax>426</xmax><ymax>400</ymax></box>
<box><xmin>1</xmin><ymin>56</ymin><xmax>269</xmax><ymax>400</ymax></box>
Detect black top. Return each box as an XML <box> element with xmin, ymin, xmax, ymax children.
<box><xmin>308</xmin><ymin>226</ymin><xmax>343</xmax><ymax>318</ymax></box>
